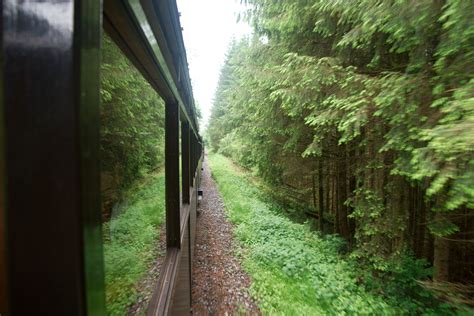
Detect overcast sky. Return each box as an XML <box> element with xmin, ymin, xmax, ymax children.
<box><xmin>177</xmin><ymin>0</ymin><xmax>251</xmax><ymax>130</ymax></box>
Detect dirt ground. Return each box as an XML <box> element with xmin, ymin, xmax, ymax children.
<box><xmin>191</xmin><ymin>159</ymin><xmax>260</xmax><ymax>315</ymax></box>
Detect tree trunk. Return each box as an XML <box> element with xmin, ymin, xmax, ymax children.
<box><xmin>415</xmin><ymin>185</ymin><xmax>426</xmax><ymax>257</ymax></box>
<box><xmin>318</xmin><ymin>159</ymin><xmax>324</xmax><ymax>231</ymax></box>
<box><xmin>333</xmin><ymin>171</ymin><xmax>338</xmax><ymax>234</ymax></box>
<box><xmin>348</xmin><ymin>144</ymin><xmax>356</xmax><ymax>243</ymax></box>
<box><xmin>433</xmin><ymin>212</ymin><xmax>450</xmax><ymax>282</ymax></box>
<box><xmin>338</xmin><ymin>147</ymin><xmax>350</xmax><ymax>239</ymax></box>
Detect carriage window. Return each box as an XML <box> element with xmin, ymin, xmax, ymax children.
<box><xmin>100</xmin><ymin>34</ymin><xmax>166</xmax><ymax>315</ymax></box>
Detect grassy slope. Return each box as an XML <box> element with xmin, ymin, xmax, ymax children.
<box><xmin>102</xmin><ymin>171</ymin><xmax>165</xmax><ymax>315</ymax></box>
<box><xmin>208</xmin><ymin>153</ymin><xmax>458</xmax><ymax>315</ymax></box>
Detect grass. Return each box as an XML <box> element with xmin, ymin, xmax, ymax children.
<box><xmin>102</xmin><ymin>171</ymin><xmax>165</xmax><ymax>315</ymax></box>
<box><xmin>208</xmin><ymin>153</ymin><xmax>461</xmax><ymax>315</ymax></box>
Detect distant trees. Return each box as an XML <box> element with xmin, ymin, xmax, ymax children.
<box><xmin>208</xmin><ymin>0</ymin><xmax>474</xmax><ymax>285</ymax></box>
<box><xmin>100</xmin><ymin>34</ymin><xmax>165</xmax><ymax>217</ymax></box>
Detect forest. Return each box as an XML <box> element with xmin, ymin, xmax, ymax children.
<box><xmin>100</xmin><ymin>35</ymin><xmax>167</xmax><ymax>314</ymax></box>
<box><xmin>95</xmin><ymin>0</ymin><xmax>474</xmax><ymax>314</ymax></box>
<box><xmin>9</xmin><ymin>0</ymin><xmax>474</xmax><ymax>314</ymax></box>
<box><xmin>207</xmin><ymin>0</ymin><xmax>474</xmax><ymax>308</ymax></box>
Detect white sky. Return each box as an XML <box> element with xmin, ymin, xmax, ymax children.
<box><xmin>177</xmin><ymin>0</ymin><xmax>251</xmax><ymax>130</ymax></box>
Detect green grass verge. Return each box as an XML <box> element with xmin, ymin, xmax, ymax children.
<box><xmin>102</xmin><ymin>171</ymin><xmax>165</xmax><ymax>315</ymax></box>
<box><xmin>208</xmin><ymin>153</ymin><xmax>459</xmax><ymax>315</ymax></box>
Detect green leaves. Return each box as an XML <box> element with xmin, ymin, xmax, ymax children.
<box><xmin>100</xmin><ymin>35</ymin><xmax>167</xmax><ymax>315</ymax></box>
<box><xmin>209</xmin><ymin>0</ymin><xmax>474</xmax><ymax>298</ymax></box>
<box><xmin>100</xmin><ymin>34</ymin><xmax>165</xmax><ymax>192</ymax></box>
<box><xmin>429</xmin><ymin>216</ymin><xmax>460</xmax><ymax>237</ymax></box>
<box><xmin>209</xmin><ymin>154</ymin><xmax>390</xmax><ymax>314</ymax></box>
<box><xmin>210</xmin><ymin>154</ymin><xmax>456</xmax><ymax>315</ymax></box>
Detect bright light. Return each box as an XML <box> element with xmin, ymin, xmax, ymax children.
<box><xmin>177</xmin><ymin>0</ymin><xmax>251</xmax><ymax>130</ymax></box>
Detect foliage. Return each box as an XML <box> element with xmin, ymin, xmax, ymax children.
<box><xmin>209</xmin><ymin>153</ymin><xmax>458</xmax><ymax>315</ymax></box>
<box><xmin>101</xmin><ymin>34</ymin><xmax>165</xmax><ymax>196</ymax></box>
<box><xmin>103</xmin><ymin>171</ymin><xmax>165</xmax><ymax>315</ymax></box>
<box><xmin>209</xmin><ymin>0</ymin><xmax>474</xmax><ymax>282</ymax></box>
<box><xmin>100</xmin><ymin>34</ymin><xmax>166</xmax><ymax>315</ymax></box>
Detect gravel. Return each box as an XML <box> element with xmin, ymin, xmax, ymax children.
<box><xmin>192</xmin><ymin>158</ymin><xmax>261</xmax><ymax>315</ymax></box>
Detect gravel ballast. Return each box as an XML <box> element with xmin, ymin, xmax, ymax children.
<box><xmin>192</xmin><ymin>158</ymin><xmax>260</xmax><ymax>315</ymax></box>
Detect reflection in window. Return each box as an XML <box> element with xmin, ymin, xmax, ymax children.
<box><xmin>100</xmin><ymin>34</ymin><xmax>166</xmax><ymax>315</ymax></box>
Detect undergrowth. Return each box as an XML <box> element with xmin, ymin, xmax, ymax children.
<box><xmin>208</xmin><ymin>153</ymin><xmax>462</xmax><ymax>315</ymax></box>
<box><xmin>102</xmin><ymin>171</ymin><xmax>165</xmax><ymax>315</ymax></box>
